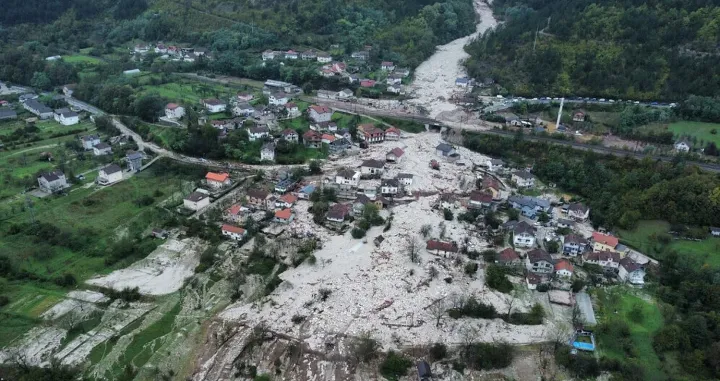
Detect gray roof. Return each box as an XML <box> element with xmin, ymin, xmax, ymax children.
<box><xmin>61</xmin><ymin>111</ymin><xmax>79</xmax><ymax>118</ymax></box>
<box><xmin>185</xmin><ymin>191</ymin><xmax>208</xmax><ymax>202</ymax></box>
<box><xmin>490</xmin><ymin>159</ymin><xmax>504</xmax><ymax>165</ymax></box>
<box><xmin>54</xmin><ymin>108</ymin><xmax>71</xmax><ymax>114</ymax></box>
<box><xmin>250</xmin><ymin>126</ymin><xmax>270</xmax><ymax>134</ymax></box>
<box><xmin>513</xmin><ymin>221</ymin><xmax>535</xmax><ymax>235</ymax></box>
<box><xmin>508</xmin><ymin>195</ymin><xmax>550</xmax><ymax>210</ymax></box>
<box><xmin>397</xmin><ymin>173</ymin><xmax>413</xmax><ymax>179</ymax></box>
<box><xmin>436</xmin><ymin>143</ymin><xmax>453</xmax><ymax>153</ymax></box>
<box><xmin>39</xmin><ymin>170</ymin><xmax>64</xmax><ymax>182</ymax></box>
<box><xmin>94</xmin><ymin>143</ymin><xmax>111</xmax><ymax>150</ymax></box>
<box><xmin>527</xmin><ymin>248</ymin><xmax>552</xmax><ymax>264</ymax></box>
<box><xmin>24</xmin><ymin>99</ymin><xmax>52</xmax><ymax>114</ymax></box>
<box><xmin>337</xmin><ymin>169</ymin><xmax>357</xmax><ymax>178</ymax></box>
<box><xmin>513</xmin><ymin>170</ymin><xmax>534</xmax><ymax>180</ymax></box>
<box><xmin>0</xmin><ymin>109</ymin><xmax>17</xmax><ymax>118</ymax></box>
<box><xmin>568</xmin><ymin>202</ymin><xmax>589</xmax><ymax>214</ymax></box>
<box><xmin>620</xmin><ymin>257</ymin><xmax>643</xmax><ymax>272</ymax></box>
<box><xmin>126</xmin><ymin>151</ymin><xmax>143</xmax><ymax>160</ymax></box>
<box><xmin>82</xmin><ymin>134</ymin><xmax>99</xmax><ymax>142</ymax></box>
<box><xmin>564</xmin><ymin>234</ymin><xmax>586</xmax><ymax>245</ymax></box>
<box><xmin>382</xmin><ymin>178</ymin><xmax>399</xmax><ymax>187</ymax></box>
<box><xmin>361</xmin><ymin>159</ymin><xmax>385</xmax><ymax>169</ymax></box>
<box><xmin>102</xmin><ymin>164</ymin><xmax>122</xmax><ymax>175</ymax></box>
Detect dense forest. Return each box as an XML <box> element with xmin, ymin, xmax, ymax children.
<box><xmin>465</xmin><ymin>0</ymin><xmax>720</xmax><ymax>100</ymax></box>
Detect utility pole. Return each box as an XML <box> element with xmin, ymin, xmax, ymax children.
<box><xmin>25</xmin><ymin>195</ymin><xmax>36</xmax><ymax>224</ymax></box>
<box><xmin>556</xmin><ymin>97</ymin><xmax>564</xmax><ymax>129</ymax></box>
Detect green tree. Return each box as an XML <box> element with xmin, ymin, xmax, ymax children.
<box><xmin>30</xmin><ymin>71</ymin><xmax>51</xmax><ymax>90</ymax></box>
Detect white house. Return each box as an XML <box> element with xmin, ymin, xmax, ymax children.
<box><xmin>308</xmin><ymin>105</ymin><xmax>332</xmax><ymax>123</ymax></box>
<box><xmin>234</xmin><ymin>102</ymin><xmax>255</xmax><ymax>117</ymax></box>
<box><xmin>92</xmin><ymin>143</ymin><xmax>112</xmax><ymax>156</ymax></box>
<box><xmin>386</xmin><ymin>75</ymin><xmax>402</xmax><ymax>85</ymax></box>
<box><xmin>485</xmin><ymin>158</ymin><xmax>504</xmax><ymax>172</ymax></box>
<box><xmin>584</xmin><ymin>250</ymin><xmax>620</xmax><ymax>269</ymax></box>
<box><xmin>262</xmin><ymin>50</ymin><xmax>276</xmax><ymax>61</ymax></box>
<box><xmin>435</xmin><ymin>143</ymin><xmax>456</xmax><ymax>157</ymax></box>
<box><xmin>526</xmin><ymin>248</ymin><xmax>554</xmax><ymax>274</ymax></box>
<box><xmin>568</xmin><ymin>202</ymin><xmax>590</xmax><ymax>221</ymax></box>
<box><xmin>285</xmin><ymin>50</ymin><xmax>298</xmax><ymax>60</ymax></box>
<box><xmin>512</xmin><ymin>171</ymin><xmax>535</xmax><ymax>188</ymax></box>
<box><xmin>269</xmin><ymin>92</ymin><xmax>289</xmax><ymax>106</ymax></box>
<box><xmin>284</xmin><ymin>103</ymin><xmax>300</xmax><ymax>117</ymax></box>
<box><xmin>81</xmin><ymin>135</ymin><xmax>101</xmax><ymax>150</ymax></box>
<box><xmin>674</xmin><ymin>139</ymin><xmax>691</xmax><ymax>153</ymax></box>
<box><xmin>249</xmin><ymin>126</ymin><xmax>270</xmax><ymax>142</ymax></box>
<box><xmin>222</xmin><ymin>224</ymin><xmax>247</xmax><ymax>240</ymax></box>
<box><xmin>165</xmin><ymin>103</ymin><xmax>185</xmax><ymax>119</ymax></box>
<box><xmin>513</xmin><ymin>221</ymin><xmax>536</xmax><ymax>248</ymax></box>
<box><xmin>360</xmin><ymin>159</ymin><xmax>385</xmax><ymax>175</ymax></box>
<box><xmin>384</xmin><ymin>127</ymin><xmax>401</xmax><ymax>141</ymax></box>
<box><xmin>205</xmin><ymin>172</ymin><xmax>231</xmax><ymax>188</ymax></box>
<box><xmin>282</xmin><ymin>129</ymin><xmax>299</xmax><ymax>143</ymax></box>
<box><xmin>381</xmin><ymin>178</ymin><xmax>400</xmax><ymax>195</ymax></box>
<box><xmin>386</xmin><ymin>147</ymin><xmax>404</xmax><ymax>163</ymax></box>
<box><xmin>335</xmin><ymin>169</ymin><xmax>360</xmax><ymax>187</ymax></box>
<box><xmin>396</xmin><ymin>173</ymin><xmax>413</xmax><ymax>186</ymax></box>
<box><xmin>58</xmin><ymin>111</ymin><xmax>79</xmax><ymax>126</ymax></box>
<box><xmin>203</xmin><ymin>99</ymin><xmax>226</xmax><ymax>113</ymax></box>
<box><xmin>23</xmin><ymin>99</ymin><xmax>53</xmax><ymax>119</ymax></box>
<box><xmin>184</xmin><ymin>191</ymin><xmax>210</xmax><ymax>211</ymax></box>
<box><xmin>381</xmin><ymin>61</ymin><xmax>395</xmax><ymax>71</ymax></box>
<box><xmin>317</xmin><ymin>53</ymin><xmax>332</xmax><ymax>63</ymax></box>
<box><xmin>38</xmin><ymin>171</ymin><xmax>69</xmax><ymax>193</ymax></box>
<box><xmin>337</xmin><ymin>88</ymin><xmax>354</xmax><ymax>100</ymax></box>
<box><xmin>455</xmin><ymin>77</ymin><xmax>470</xmax><ymax>87</ymax></box>
<box><xmin>97</xmin><ymin>164</ymin><xmax>123</xmax><ymax>185</ymax></box>
<box><xmin>261</xmin><ymin>142</ymin><xmax>275</xmax><ymax>162</ymax></box>
<box><xmin>619</xmin><ymin>258</ymin><xmax>645</xmax><ymax>285</ymax></box>
<box><xmin>554</xmin><ymin>259</ymin><xmax>574</xmax><ymax>278</ymax></box>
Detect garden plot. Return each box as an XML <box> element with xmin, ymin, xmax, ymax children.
<box><xmin>86</xmin><ymin>238</ymin><xmax>204</xmax><ymax>295</ymax></box>
<box><xmin>221</xmin><ymin>196</ymin><xmax>555</xmax><ymax>351</ymax></box>
<box><xmin>41</xmin><ymin>290</ymin><xmax>109</xmax><ymax>320</ymax></box>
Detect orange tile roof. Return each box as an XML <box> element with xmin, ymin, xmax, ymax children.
<box><xmin>554</xmin><ymin>259</ymin><xmax>574</xmax><ymax>272</ymax></box>
<box><xmin>280</xmin><ymin>194</ymin><xmax>297</xmax><ymax>204</ymax></box>
<box><xmin>322</xmin><ymin>134</ymin><xmax>336</xmax><ymax>142</ymax></box>
<box><xmin>275</xmin><ymin>208</ymin><xmax>293</xmax><ymax>220</ymax></box>
<box><xmin>206</xmin><ymin>172</ymin><xmax>229</xmax><ymax>182</ymax></box>
<box><xmin>227</xmin><ymin>204</ymin><xmax>242</xmax><ymax>215</ymax></box>
<box><xmin>592</xmin><ymin>232</ymin><xmax>619</xmax><ymax>248</ymax></box>
<box><xmin>309</xmin><ymin>105</ymin><xmax>331</xmax><ymax>114</ymax></box>
<box><xmin>222</xmin><ymin>224</ymin><xmax>246</xmax><ymax>234</ymax></box>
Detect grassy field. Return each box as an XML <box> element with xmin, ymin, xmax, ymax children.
<box><xmin>668</xmin><ymin>121</ymin><xmax>720</xmax><ymax>147</ymax></box>
<box><xmin>595</xmin><ymin>288</ymin><xmax>665</xmax><ymax>381</ymax></box>
<box><xmin>64</xmin><ymin>55</ymin><xmax>103</xmax><ymax>65</ymax></box>
<box><xmin>138</xmin><ymin>78</ymin><xmax>240</xmax><ymax>105</ymax></box>
<box><xmin>619</xmin><ymin>220</ymin><xmax>720</xmax><ymax>267</ymax></box>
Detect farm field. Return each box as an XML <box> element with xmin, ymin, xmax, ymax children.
<box><xmin>619</xmin><ymin>220</ymin><xmax>720</xmax><ymax>267</ymax></box>
<box><xmin>668</xmin><ymin>121</ymin><xmax>720</xmax><ymax>147</ymax></box>
<box><xmin>137</xmin><ymin>76</ymin><xmax>256</xmax><ymax>106</ymax></box>
<box><xmin>63</xmin><ymin>55</ymin><xmax>103</xmax><ymax>65</ymax></box>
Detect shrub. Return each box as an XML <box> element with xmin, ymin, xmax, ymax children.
<box><xmin>537</xmin><ymin>283</ymin><xmax>550</xmax><ymax>292</ymax></box>
<box><xmin>464</xmin><ymin>262</ymin><xmax>479</xmax><ymax>275</ymax></box>
<box><xmin>379</xmin><ymin>351</ymin><xmax>412</xmax><ymax>381</ymax></box>
<box><xmin>463</xmin><ymin>342</ymin><xmax>514</xmax><ymax>370</ymax></box>
<box><xmin>448</xmin><ymin>297</ymin><xmax>497</xmax><ymax>319</ymax></box>
<box><xmin>318</xmin><ymin>288</ymin><xmax>332</xmax><ymax>301</ymax></box>
<box><xmin>481</xmin><ymin>250</ymin><xmax>497</xmax><ymax>262</ymax></box>
<box><xmin>505</xmin><ymin>303</ymin><xmax>545</xmax><ymax>325</ymax></box>
<box><xmin>350</xmin><ymin>333</ymin><xmax>380</xmax><ymax>363</ymax></box>
<box><xmin>429</xmin><ymin>343</ymin><xmax>448</xmax><ymax>360</ymax></box>
<box><xmin>486</xmin><ymin>264</ymin><xmax>513</xmax><ymax>293</ymax></box>
<box><xmin>291</xmin><ymin>315</ymin><xmax>306</xmax><ymax>324</ymax></box>
<box><xmin>0</xmin><ymin>295</ymin><xmax>9</xmax><ymax>307</ymax></box>
<box><xmin>351</xmin><ymin>228</ymin><xmax>366</xmax><ymax>239</ymax></box>
<box><xmin>466</xmin><ymin>250</ymin><xmax>480</xmax><ymax>260</ymax></box>
<box><xmin>443</xmin><ymin>208</ymin><xmax>454</xmax><ymax>221</ymax></box>
<box><xmin>54</xmin><ymin>273</ymin><xmax>77</xmax><ymax>287</ymax></box>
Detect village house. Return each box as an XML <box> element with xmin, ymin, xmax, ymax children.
<box><xmin>335</xmin><ymin>169</ymin><xmax>360</xmax><ymax>187</ymax></box>
<box><xmin>308</xmin><ymin>105</ymin><xmax>333</xmax><ymax>123</ymax></box>
<box><xmin>249</xmin><ymin>126</ymin><xmax>270</xmax><ymax>142</ymax></box>
<box><xmin>426</xmin><ymin>240</ymin><xmax>458</xmax><ymax>255</ymax></box>
<box><xmin>361</xmin><ymin>159</ymin><xmax>385</xmax><ymax>175</ymax></box>
<box><xmin>37</xmin><ymin>171</ymin><xmax>69</xmax><ymax>193</ymax></box>
<box><xmin>563</xmin><ymin>234</ymin><xmax>588</xmax><ymax>256</ymax></box>
<box><xmin>328</xmin><ymin>137</ymin><xmax>352</xmax><ymax>154</ymax></box>
<box><xmin>165</xmin><ymin>103</ymin><xmax>185</xmax><ymax>119</ymax></box>
<box><xmin>592</xmin><ymin>232</ymin><xmax>619</xmax><ymax>252</ymax></box>
<box><xmin>351</xmin><ymin>51</ymin><xmax>369</xmax><ymax>60</ymax></box>
<box><xmin>554</xmin><ymin>259</ymin><xmax>574</xmax><ymax>278</ymax></box>
<box><xmin>357</xmin><ymin>123</ymin><xmax>385</xmax><ymax>143</ymax></box>
<box><xmin>468</xmin><ymin>191</ymin><xmax>494</xmax><ymax>210</ymax></box>
<box><xmin>584</xmin><ymin>250</ymin><xmax>620</xmax><ymax>269</ymax></box>
<box><xmin>496</xmin><ymin>247</ymin><xmax>521</xmax><ymax>266</ymax></box>
<box><xmin>206</xmin><ymin>172</ymin><xmax>231</xmax><ymax>188</ymax></box>
<box><xmin>384</xmin><ymin>127</ymin><xmax>401</xmax><ymax>141</ymax></box>
<box><xmin>126</xmin><ymin>151</ymin><xmax>143</xmax><ymax>171</ymax></box>
<box><xmin>711</xmin><ymin>227</ymin><xmax>720</xmax><ymax>237</ymax></box>
<box><xmin>508</xmin><ymin>195</ymin><xmax>551</xmax><ymax>219</ymax></box>
<box><xmin>482</xmin><ymin>177</ymin><xmax>502</xmax><ymax>200</ymax></box>
<box><xmin>396</xmin><ymin>173</ymin><xmax>413</xmax><ymax>186</ymax></box>
<box><xmin>184</xmin><ymin>192</ymin><xmax>210</xmax><ymax>211</ymax></box>
<box><xmin>386</xmin><ymin>74</ymin><xmax>402</xmax><ymax>85</ymax></box>
<box><xmin>512</xmin><ymin>170</ymin><xmax>535</xmax><ymax>188</ymax></box>
<box><xmin>526</xmin><ymin>248</ymin><xmax>554</xmax><ymax>274</ymax></box>
<box><xmin>275</xmin><ymin>193</ymin><xmax>298</xmax><ymax>209</ymax></box>
<box><xmin>269</xmin><ymin>92</ymin><xmax>290</xmax><ymax>106</ymax></box>
<box><xmin>525</xmin><ymin>273</ymin><xmax>547</xmax><ymax>290</ymax></box>
<box><xmin>321</xmin><ymin>133</ymin><xmax>336</xmax><ymax>144</ymax></box>
<box><xmin>284</xmin><ymin>103</ymin><xmax>300</xmax><ymax>117</ymax></box>
<box><xmin>237</xmin><ymin>93</ymin><xmax>254</xmax><ymax>102</ymax></box>
<box><xmin>353</xmin><ymin>194</ymin><xmax>385</xmax><ymax>216</ymax></box>
<box><xmin>326</xmin><ymin>203</ymin><xmax>351</xmax><ymax>224</ymax></box>
<box><xmin>301</xmin><ymin>49</ymin><xmax>317</xmax><ymax>60</ymax></box>
<box><xmin>210</xmin><ymin>120</ymin><xmax>234</xmax><ymax>130</ymax></box>
<box><xmin>380</xmin><ymin>178</ymin><xmax>400</xmax><ymax>196</ymax></box>
<box><xmin>304</xmin><ymin>130</ymin><xmax>323</xmax><ymax>148</ymax></box>
<box><xmin>274</xmin><ymin>208</ymin><xmax>294</xmax><ymax>223</ymax></box>
<box><xmin>618</xmin><ymin>258</ymin><xmax>645</xmax><ymax>285</ymax></box>
<box><xmin>388</xmin><ymin>83</ymin><xmax>404</xmax><ymax>94</ymax></box>
<box><xmin>0</xmin><ymin>109</ymin><xmax>17</xmax><ymax>120</ymax></box>
<box><xmin>62</xmin><ymin>84</ymin><xmax>76</xmax><ymax>97</ymax></box>
<box><xmin>134</xmin><ymin>44</ymin><xmax>149</xmax><ymax>54</ymax></box>
<box><xmin>435</xmin><ymin>143</ymin><xmax>456</xmax><ymax>157</ymax></box>
<box><xmin>54</xmin><ymin>108</ymin><xmax>79</xmax><ymax>126</ymax></box>
<box><xmin>81</xmin><ymin>135</ymin><xmax>101</xmax><ymax>150</ymax></box>
<box><xmin>386</xmin><ymin>147</ymin><xmax>405</xmax><ymax>163</ymax></box>
<box><xmin>360</xmin><ymin>79</ymin><xmax>376</xmax><ymax>88</ymax></box>
<box><xmin>262</xmin><ymin>50</ymin><xmax>276</xmax><ymax>61</ymax></box>
<box><xmin>317</xmin><ymin>52</ymin><xmax>332</xmax><ymax>63</ymax></box>
<box><xmin>455</xmin><ymin>77</ymin><xmax>470</xmax><ymax>87</ymax></box>
<box><xmin>23</xmin><ymin>99</ymin><xmax>53</xmax><ymax>119</ymax></box>
<box><xmin>381</xmin><ymin>61</ymin><xmax>395</xmax><ymax>71</ymax></box>
<box><xmin>337</xmin><ymin>128</ymin><xmax>353</xmax><ymax>142</ymax></box>
<box><xmin>261</xmin><ymin>142</ymin><xmax>275</xmax><ymax>162</ymax></box>
<box><xmin>297</xmin><ymin>184</ymin><xmax>316</xmax><ymax>200</ymax></box>
<box><xmin>674</xmin><ymin>139</ymin><xmax>691</xmax><ymax>152</ymax></box>
<box><xmin>202</xmin><ymin>98</ymin><xmax>226</xmax><ymax>113</ymax></box>
<box><xmin>317</xmin><ymin>90</ymin><xmax>337</xmax><ymax>100</ymax></box>
<box><xmin>282</xmin><ymin>129</ymin><xmax>299</xmax><ymax>143</ymax></box>
<box><xmin>572</xmin><ymin>110</ymin><xmax>586</xmax><ymax>122</ymax></box>
<box><xmin>97</xmin><ymin>164</ymin><xmax>122</xmax><ymax>185</ymax></box>
<box><xmin>567</xmin><ymin>202</ymin><xmax>590</xmax><ymax>221</ymax></box>
<box><xmin>234</xmin><ymin>102</ymin><xmax>255</xmax><ymax>117</ymax></box>
<box><xmin>314</xmin><ymin>121</ymin><xmax>338</xmax><ymax>131</ymax></box>
<box><xmin>557</xmin><ymin>218</ymin><xmax>574</xmax><ymax>229</ymax></box>
<box><xmin>225</xmin><ymin>204</ymin><xmax>248</xmax><ymax>223</ymax></box>
<box><xmin>484</xmin><ymin>158</ymin><xmax>504</xmax><ymax>172</ymax></box>
<box><xmin>92</xmin><ymin>143</ymin><xmax>112</xmax><ymax>156</ymax></box>
<box><xmin>246</xmin><ymin>189</ymin><xmax>271</xmax><ymax>210</ymax></box>
<box><xmin>282</xmin><ymin>50</ymin><xmax>297</xmax><ymax>59</ymax></box>
<box><xmin>513</xmin><ymin>221</ymin><xmax>537</xmax><ymax>247</ymax></box>
<box><xmin>222</xmin><ymin>224</ymin><xmax>247</xmax><ymax>240</ymax></box>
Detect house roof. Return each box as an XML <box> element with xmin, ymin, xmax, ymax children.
<box><xmin>388</xmin><ymin>147</ymin><xmax>404</xmax><ymax>157</ymax></box>
<box><xmin>250</xmin><ymin>126</ymin><xmax>270</xmax><ymax>134</ymax></box>
<box><xmin>309</xmin><ymin>105</ymin><xmax>331</xmax><ymax>114</ymax></box>
<box><xmin>203</xmin><ymin>98</ymin><xmax>224</xmax><ymax>106</ymax></box>
<box><xmin>620</xmin><ymin>257</ymin><xmax>643</xmax><ymax>272</ymax></box>
<box><xmin>222</xmin><ymin>224</ymin><xmax>246</xmax><ymax>234</ymax></box>
<box><xmin>482</xmin><ymin>177</ymin><xmax>500</xmax><ymax>190</ymax></box>
<box><xmin>275</xmin><ymin>208</ymin><xmax>293</xmax><ymax>220</ymax></box>
<box><xmin>327</xmin><ymin>203</ymin><xmax>350</xmax><ymax>220</ymax></box>
<box><xmin>61</xmin><ymin>111</ymin><xmax>79</xmax><ymax>118</ymax></box>
<box><xmin>0</xmin><ymin>109</ymin><xmax>16</xmax><ymax>118</ymax></box>
<box><xmin>227</xmin><ymin>204</ymin><xmax>243</xmax><ymax>215</ymax></box>
<box><xmin>508</xmin><ymin>195</ymin><xmax>550</xmax><ymax>210</ymax></box>
<box><xmin>385</xmin><ymin>127</ymin><xmax>401</xmax><ymax>135</ymax></box>
<box><xmin>513</xmin><ymin>221</ymin><xmax>535</xmax><ymax>235</ymax></box>
<box><xmin>527</xmin><ymin>248</ymin><xmax>552</xmax><ymax>264</ymax></box>
<box><xmin>94</xmin><ymin>142</ymin><xmax>110</xmax><ymax>150</ymax></box>
<box><xmin>166</xmin><ymin>103</ymin><xmax>180</xmax><ymax>110</ymax></box>
<box><xmin>285</xmin><ymin>102</ymin><xmax>298</xmax><ymax>109</ymax></box>
<box><xmin>455</xmin><ymin>77</ymin><xmax>469</xmax><ymax>84</ymax></box>
<box><xmin>282</xmin><ymin>129</ymin><xmax>298</xmax><ymax>136</ymax></box>
<box><xmin>592</xmin><ymin>232</ymin><xmax>619</xmax><ymax>248</ymax></box>
<box><xmin>382</xmin><ymin>178</ymin><xmax>399</xmax><ymax>187</ymax></box>
<box><xmin>236</xmin><ymin>102</ymin><xmax>253</xmax><ymax>110</ymax></box>
<box><xmin>469</xmin><ymin>191</ymin><xmax>493</xmax><ymax>203</ymax></box>
<box><xmin>557</xmin><ymin>218</ymin><xmax>574</xmax><ymax>226</ymax></box>
<box><xmin>337</xmin><ymin>169</ymin><xmax>358</xmax><ymax>178</ymax></box>
<box><xmin>568</xmin><ymin>202</ymin><xmax>589</xmax><ymax>214</ymax></box>
<box><xmin>711</xmin><ymin>227</ymin><xmax>720</xmax><ymax>233</ymax></box>
<box><xmin>321</xmin><ymin>133</ymin><xmax>336</xmax><ymax>142</ymax></box>
<box><xmin>381</xmin><ymin>61</ymin><xmax>394</xmax><ymax>66</ymax></box>
<box><xmin>397</xmin><ymin>173</ymin><xmax>413</xmax><ymax>179</ymax></box>
<box><xmin>513</xmin><ymin>170</ymin><xmax>534</xmax><ymax>180</ymax></box>
<box><xmin>279</xmin><ymin>193</ymin><xmax>298</xmax><ymax>204</ymax></box>
<box><xmin>24</xmin><ymin>99</ymin><xmax>52</xmax><ymax>113</ymax></box>
<box><xmin>247</xmin><ymin>189</ymin><xmax>269</xmax><ymax>200</ymax></box>
<box><xmin>126</xmin><ymin>151</ymin><xmax>143</xmax><ymax>160</ymax></box>
<box><xmin>555</xmin><ymin>259</ymin><xmax>574</xmax><ymax>272</ymax></box>
<box><xmin>584</xmin><ymin>250</ymin><xmax>619</xmax><ymax>263</ymax></box>
<box><xmin>361</xmin><ymin>159</ymin><xmax>385</xmax><ymax>169</ymax></box>
<box><xmin>185</xmin><ymin>191</ymin><xmax>208</xmax><ymax>202</ymax></box>
<box><xmin>304</xmin><ymin>130</ymin><xmax>322</xmax><ymax>140</ymax></box>
<box><xmin>436</xmin><ymin>143</ymin><xmax>453</xmax><ymax>152</ymax></box>
<box><xmin>206</xmin><ymin>172</ymin><xmax>230</xmax><ymax>182</ymax></box>
<box><xmin>54</xmin><ymin>108</ymin><xmax>71</xmax><ymax>114</ymax></box>
<box><xmin>300</xmin><ymin>184</ymin><xmax>316</xmax><ymax>194</ymax></box>
<box><xmin>39</xmin><ymin>170</ymin><xmax>65</xmax><ymax>182</ymax></box>
<box><xmin>498</xmin><ymin>248</ymin><xmax>519</xmax><ymax>263</ymax></box>
<box><xmin>261</xmin><ymin>142</ymin><xmax>275</xmax><ymax>151</ymax></box>
<box><xmin>354</xmin><ymin>194</ymin><xmax>372</xmax><ymax>206</ymax></box>
<box><xmin>426</xmin><ymin>240</ymin><xmax>458</xmax><ymax>252</ymax></box>
<box><xmin>564</xmin><ymin>234</ymin><xmax>587</xmax><ymax>245</ymax></box>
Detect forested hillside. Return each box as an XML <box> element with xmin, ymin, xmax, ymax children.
<box><xmin>465</xmin><ymin>0</ymin><xmax>720</xmax><ymax>100</ymax></box>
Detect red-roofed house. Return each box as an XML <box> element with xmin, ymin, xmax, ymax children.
<box><xmin>592</xmin><ymin>232</ymin><xmax>619</xmax><ymax>252</ymax></box>
<box><xmin>497</xmin><ymin>248</ymin><xmax>521</xmax><ymax>266</ymax></box>
<box><xmin>554</xmin><ymin>259</ymin><xmax>574</xmax><ymax>278</ymax></box>
<box><xmin>284</xmin><ymin>102</ymin><xmax>300</xmax><ymax>117</ymax></box>
<box><xmin>222</xmin><ymin>224</ymin><xmax>247</xmax><ymax>240</ymax></box>
<box><xmin>303</xmin><ymin>130</ymin><xmax>322</xmax><ymax>148</ymax></box>
<box><xmin>165</xmin><ymin>103</ymin><xmax>185</xmax><ymax>119</ymax></box>
<box><xmin>206</xmin><ymin>172</ymin><xmax>231</xmax><ymax>188</ymax></box>
<box><xmin>225</xmin><ymin>204</ymin><xmax>249</xmax><ymax>223</ymax></box>
<box><xmin>386</xmin><ymin>147</ymin><xmax>404</xmax><ymax>163</ymax></box>
<box><xmin>468</xmin><ymin>191</ymin><xmax>493</xmax><ymax>210</ymax></box>
<box><xmin>360</xmin><ymin>79</ymin><xmax>376</xmax><ymax>88</ymax></box>
<box><xmin>275</xmin><ymin>193</ymin><xmax>298</xmax><ymax>209</ymax></box>
<box><xmin>274</xmin><ymin>208</ymin><xmax>294</xmax><ymax>223</ymax></box>
<box><xmin>357</xmin><ymin>123</ymin><xmax>384</xmax><ymax>143</ymax></box>
<box><xmin>426</xmin><ymin>240</ymin><xmax>458</xmax><ymax>254</ymax></box>
<box><xmin>308</xmin><ymin>105</ymin><xmax>332</xmax><ymax>123</ymax></box>
<box><xmin>384</xmin><ymin>127</ymin><xmax>401</xmax><ymax>141</ymax></box>
<box><xmin>321</xmin><ymin>133</ymin><xmax>336</xmax><ymax>144</ymax></box>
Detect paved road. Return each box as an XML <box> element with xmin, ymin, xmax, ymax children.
<box><xmin>575</xmin><ymin>292</ymin><xmax>597</xmax><ymax>326</ymax></box>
